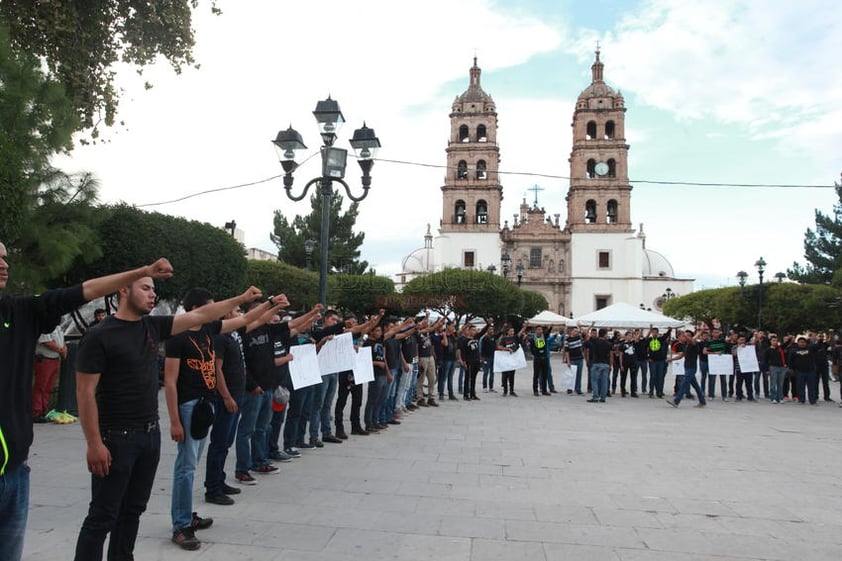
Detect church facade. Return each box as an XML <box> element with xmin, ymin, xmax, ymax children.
<box><xmin>397</xmin><ymin>53</ymin><xmax>693</xmax><ymax>317</ymax></box>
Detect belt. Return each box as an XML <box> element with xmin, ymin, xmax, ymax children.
<box><xmin>35</xmin><ymin>356</ymin><xmax>59</xmax><ymax>361</ymax></box>
<box><xmin>101</xmin><ymin>421</ymin><xmax>159</xmax><ymax>433</ymax></box>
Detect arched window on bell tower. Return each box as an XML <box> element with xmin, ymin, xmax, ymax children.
<box><xmin>476</xmin><ymin>200</ymin><xmax>488</xmax><ymax>224</ymax></box>
<box><xmin>586</xmin><ymin>159</ymin><xmax>596</xmax><ymax>179</ymax></box>
<box><xmin>607</xmin><ymin>158</ymin><xmax>616</xmax><ymax>177</ymax></box>
<box><xmin>605</xmin><ymin>120</ymin><xmax>615</xmax><ymax>139</ymax></box>
<box><xmin>586</xmin><ymin>121</ymin><xmax>597</xmax><ymax>140</ymax></box>
<box><xmin>477</xmin><ymin>124</ymin><xmax>487</xmax><ymax>142</ymax></box>
<box><xmin>457</xmin><ymin>160</ymin><xmax>468</xmax><ymax>180</ymax></box>
<box><xmin>607</xmin><ymin>199</ymin><xmax>618</xmax><ymax>224</ymax></box>
<box><xmin>585</xmin><ymin>200</ymin><xmax>597</xmax><ymax>224</ymax></box>
<box><xmin>455</xmin><ymin>200</ymin><xmax>466</xmax><ymax>224</ymax></box>
<box><xmin>476</xmin><ymin>160</ymin><xmax>487</xmax><ymax>180</ymax></box>
<box><xmin>459</xmin><ymin>125</ymin><xmax>469</xmax><ymax>142</ymax></box>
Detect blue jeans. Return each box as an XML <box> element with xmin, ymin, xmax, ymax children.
<box><xmin>364</xmin><ymin>376</ymin><xmax>389</xmax><ymax>427</ymax></box>
<box><xmin>591</xmin><ymin>363</ymin><xmax>610</xmax><ymax>399</ymax></box>
<box><xmin>570</xmin><ymin>358</ymin><xmax>584</xmax><ymax>393</ymax></box>
<box><xmin>482</xmin><ymin>358</ymin><xmax>495</xmax><ymax>389</ymax></box>
<box><xmin>75</xmin><ymin>427</ymin><xmax>161</xmax><ymax>561</ymax></box>
<box><xmin>268</xmin><ymin>407</ymin><xmax>286</xmax><ymax>455</ymax></box>
<box><xmin>295</xmin><ymin>385</ymin><xmax>315</xmax><ymax>446</ymax></box>
<box><xmin>404</xmin><ymin>362</ymin><xmax>419</xmax><ymax>407</ymax></box>
<box><xmin>637</xmin><ymin>360</ymin><xmax>649</xmax><ymax>393</ymax></box>
<box><xmin>235</xmin><ymin>391</ymin><xmax>260</xmax><ymax>474</ymax></box>
<box><xmin>674</xmin><ymin>369</ymin><xmax>706</xmax><ymax>406</ymax></box>
<box><xmin>251</xmin><ymin>391</ymin><xmax>273</xmax><ymax>467</ymax></box>
<box><xmin>283</xmin><ymin>387</ymin><xmax>306</xmax><ymax>449</ymax></box>
<box><xmin>457</xmin><ymin>363</ymin><xmax>465</xmax><ymax>395</ymax></box>
<box><xmin>308</xmin><ymin>380</ymin><xmax>325</xmax><ymax>438</ymax></box>
<box><xmin>0</xmin><ymin>462</ymin><xmax>29</xmax><ymax>561</ymax></box>
<box><xmin>205</xmin><ymin>392</ymin><xmax>243</xmax><ymax>495</ymax></box>
<box><xmin>650</xmin><ymin>360</ymin><xmax>667</xmax><ymax>396</ymax></box>
<box><xmin>438</xmin><ymin>360</ymin><xmax>455</xmax><ymax>397</ymax></box>
<box><xmin>699</xmin><ymin>361</ymin><xmax>710</xmax><ymax>396</ymax></box>
<box><xmin>314</xmin><ymin>373</ymin><xmax>337</xmax><ymax>438</ymax></box>
<box><xmin>172</xmin><ymin>399</ymin><xmax>210</xmax><ymax>531</ymax></box>
<box><xmin>769</xmin><ymin>366</ymin><xmax>787</xmax><ymax>402</ymax></box>
<box><xmin>379</xmin><ymin>368</ymin><xmax>399</xmax><ymax>423</ymax></box>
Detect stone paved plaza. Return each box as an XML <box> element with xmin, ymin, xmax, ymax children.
<box><xmin>23</xmin><ymin>360</ymin><xmax>842</xmax><ymax>560</ymax></box>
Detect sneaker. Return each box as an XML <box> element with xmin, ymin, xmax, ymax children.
<box><xmin>549</xmin><ymin>389</ymin><xmax>557</xmax><ymax>393</ymax></box>
<box><xmin>222</xmin><ymin>483</ymin><xmax>241</xmax><ymax>495</ymax></box>
<box><xmin>483</xmin><ymin>388</ymin><xmax>489</xmax><ymax>393</ymax></box>
<box><xmin>722</xmin><ymin>397</ymin><xmax>729</xmax><ymax>402</ymax></box>
<box><xmin>694</xmin><ymin>403</ymin><xmax>706</xmax><ymax>408</ymax></box>
<box><xmin>541</xmin><ymin>391</ymin><xmax>551</xmax><ymax>396</ymax></box>
<box><xmin>172</xmin><ymin>527</ymin><xmax>201</xmax><ymax>550</ymax></box>
<box><xmin>489</xmin><ymin>388</ymin><xmax>497</xmax><ymax>393</ymax></box>
<box><xmin>190</xmin><ymin>512</ymin><xmax>213</xmax><ymax>530</ymax></box>
<box><xmin>428</xmin><ymin>399</ymin><xmax>439</xmax><ymax>407</ymax></box>
<box><xmin>351</xmin><ymin>427</ymin><xmax>369</xmax><ymax>435</ymax></box>
<box><xmin>471</xmin><ymin>395</ymin><xmax>480</xmax><ymax>400</ymax></box>
<box><xmin>336</xmin><ymin>431</ymin><xmax>349</xmax><ymax>440</ymax></box>
<box><xmin>297</xmin><ymin>441</ymin><xmax>316</xmax><ymax>449</ymax></box>
<box><xmin>205</xmin><ymin>493</ymin><xmax>234</xmax><ymax>506</ymax></box>
<box><xmin>665</xmin><ymin>398</ymin><xmax>677</xmax><ymax>408</ymax></box>
<box><xmin>269</xmin><ymin>450</ymin><xmax>294</xmax><ymax>462</ymax></box>
<box><xmin>534</xmin><ymin>391</ymin><xmax>541</xmax><ymax>396</ymax></box>
<box><xmin>387</xmin><ymin>419</ymin><xmax>401</xmax><ymax>425</ymax></box>
<box><xmin>510</xmin><ymin>391</ymin><xmax>518</xmax><ymax>397</ymax></box>
<box><xmin>253</xmin><ymin>464</ymin><xmax>280</xmax><ymax>475</ymax></box>
<box><xmin>417</xmin><ymin>399</ymin><xmax>429</xmax><ymax>407</ymax></box>
<box><xmin>235</xmin><ymin>472</ymin><xmax>257</xmax><ymax>485</ymax></box>
<box><xmin>283</xmin><ymin>447</ymin><xmax>302</xmax><ymax>458</ymax></box>
<box><xmin>825</xmin><ymin>397</ymin><xmax>835</xmax><ymax>402</ymax></box>
<box><xmin>448</xmin><ymin>394</ymin><xmax>458</xmax><ymax>400</ymax></box>
<box><xmin>586</xmin><ymin>398</ymin><xmax>598</xmax><ymax>403</ymax></box>
<box><xmin>309</xmin><ymin>437</ymin><xmax>324</xmax><ymax>448</ymax></box>
<box><xmin>322</xmin><ymin>434</ymin><xmax>343</xmax><ymax>444</ymax></box>
<box><xmin>567</xmin><ymin>389</ymin><xmax>573</xmax><ymax>395</ymax></box>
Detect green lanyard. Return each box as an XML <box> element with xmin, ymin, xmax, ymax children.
<box><xmin>0</xmin><ymin>425</ymin><xmax>8</xmax><ymax>475</ymax></box>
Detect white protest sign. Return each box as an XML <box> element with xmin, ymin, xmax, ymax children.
<box><xmin>352</xmin><ymin>347</ymin><xmax>375</xmax><ymax>385</ymax></box>
<box><xmin>317</xmin><ymin>332</ymin><xmax>357</xmax><ymax>375</ymax></box>
<box><xmin>737</xmin><ymin>345</ymin><xmax>760</xmax><ymax>373</ymax></box>
<box><xmin>493</xmin><ymin>347</ymin><xmax>528</xmax><ymax>372</ymax></box>
<box><xmin>670</xmin><ymin>355</ymin><xmax>685</xmax><ymax>376</ymax></box>
<box><xmin>707</xmin><ymin>353</ymin><xmax>734</xmax><ymax>376</ymax></box>
<box><xmin>288</xmin><ymin>343</ymin><xmax>322</xmax><ymax>389</ymax></box>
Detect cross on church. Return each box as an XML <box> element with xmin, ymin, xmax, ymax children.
<box><xmin>528</xmin><ymin>184</ymin><xmax>544</xmax><ymax>207</ymax></box>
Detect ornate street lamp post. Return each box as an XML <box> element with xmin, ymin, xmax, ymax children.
<box><xmin>273</xmin><ymin>97</ymin><xmax>381</xmax><ymax>305</ymax></box>
<box><xmin>755</xmin><ymin>256</ymin><xmax>766</xmax><ymax>329</ymax></box>
<box><xmin>304</xmin><ymin>239</ymin><xmax>316</xmax><ymax>271</ymax></box>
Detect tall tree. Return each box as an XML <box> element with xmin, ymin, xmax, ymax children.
<box><xmin>0</xmin><ymin>1</ymin><xmax>218</xmax><ymax>134</ymax></box>
<box><xmin>0</xmin><ymin>24</ymin><xmax>79</xmax><ymax>245</ymax></box>
<box><xmin>271</xmin><ymin>191</ymin><xmax>368</xmax><ymax>274</ymax></box>
<box><xmin>788</xmin><ymin>179</ymin><xmax>842</xmax><ymax>285</ymax></box>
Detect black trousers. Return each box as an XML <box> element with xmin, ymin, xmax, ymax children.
<box><xmin>502</xmin><ymin>370</ymin><xmax>515</xmax><ymax>393</ymax></box>
<box><xmin>464</xmin><ymin>361</ymin><xmax>480</xmax><ymax>397</ymax></box>
<box><xmin>74</xmin><ymin>427</ymin><xmax>160</xmax><ymax>561</ymax></box>
<box><xmin>532</xmin><ymin>358</ymin><xmax>548</xmax><ymax>393</ymax></box>
<box><xmin>620</xmin><ymin>362</ymin><xmax>637</xmax><ymax>394</ymax></box>
<box><xmin>335</xmin><ymin>373</ymin><xmax>363</xmax><ymax>432</ymax></box>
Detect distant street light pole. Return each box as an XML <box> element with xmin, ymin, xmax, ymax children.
<box><xmin>304</xmin><ymin>239</ymin><xmax>315</xmax><ymax>271</ymax></box>
<box><xmin>273</xmin><ymin>97</ymin><xmax>381</xmax><ymax>305</ymax></box>
<box><xmin>755</xmin><ymin>256</ymin><xmax>766</xmax><ymax>329</ymax></box>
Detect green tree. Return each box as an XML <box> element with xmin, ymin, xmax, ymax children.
<box><xmin>788</xmin><ymin>180</ymin><xmax>842</xmax><ymax>285</ymax></box>
<box><xmin>244</xmin><ymin>260</ymin><xmax>319</xmax><ymax>311</ymax></box>
<box><xmin>7</xmin><ymin>171</ymin><xmax>101</xmax><ymax>294</ymax></box>
<box><xmin>329</xmin><ymin>273</ymin><xmax>395</xmax><ymax>316</ymax></box>
<box><xmin>68</xmin><ymin>204</ymin><xmax>247</xmax><ymax>303</ymax></box>
<box><xmin>403</xmin><ymin>269</ymin><xmax>548</xmax><ymax>323</ymax></box>
<box><xmin>0</xmin><ymin>1</ymin><xmax>219</xmax><ymax>133</ymax></box>
<box><xmin>271</xmin><ymin>191</ymin><xmax>368</xmax><ymax>274</ymax></box>
<box><xmin>0</xmin><ymin>24</ymin><xmax>79</xmax><ymax>245</ymax></box>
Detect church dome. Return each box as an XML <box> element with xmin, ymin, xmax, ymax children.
<box><xmin>642</xmin><ymin>248</ymin><xmax>675</xmax><ymax>278</ymax></box>
<box><xmin>452</xmin><ymin>57</ymin><xmax>495</xmax><ymax>110</ymax></box>
<box><xmin>401</xmin><ymin>247</ymin><xmax>434</xmax><ymax>274</ymax></box>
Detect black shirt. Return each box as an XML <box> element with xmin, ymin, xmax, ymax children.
<box><xmin>77</xmin><ymin>314</ymin><xmax>175</xmax><ymax>427</ymax></box>
<box><xmin>525</xmin><ymin>334</ymin><xmax>548</xmax><ymax>359</ymax></box>
<box><xmin>646</xmin><ymin>332</ymin><xmax>671</xmax><ymax>361</ymax></box>
<box><xmin>442</xmin><ymin>333</ymin><xmax>457</xmax><ymax>361</ymax></box>
<box><xmin>417</xmin><ymin>331</ymin><xmax>434</xmax><ymax>358</ymax></box>
<box><xmin>244</xmin><ymin>322</ymin><xmax>290</xmax><ymax>391</ymax></box>
<box><xmin>1</xmin><ymin>285</ymin><xmax>87</xmax><ymax>474</ymax></box>
<box><xmin>401</xmin><ymin>331</ymin><xmax>418</xmax><ymax>362</ymax></box>
<box><xmin>590</xmin><ymin>338</ymin><xmax>613</xmax><ymax>364</ymax></box>
<box><xmin>677</xmin><ymin>341</ymin><xmax>699</xmax><ymax>370</ymax></box>
<box><xmin>215</xmin><ymin>329</ymin><xmax>246</xmax><ymax>395</ymax></box>
<box><xmin>166</xmin><ymin>321</ymin><xmax>222</xmax><ymax>404</ymax></box>
<box><xmin>564</xmin><ymin>334</ymin><xmax>585</xmax><ymax>360</ymax></box>
<box><xmin>366</xmin><ymin>337</ymin><xmax>387</xmax><ymax>376</ymax></box>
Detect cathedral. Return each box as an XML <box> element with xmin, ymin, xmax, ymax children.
<box><xmin>396</xmin><ymin>52</ymin><xmax>693</xmax><ymax>317</ymax></box>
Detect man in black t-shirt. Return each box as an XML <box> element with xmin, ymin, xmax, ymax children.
<box><xmin>666</xmin><ymin>330</ymin><xmax>706</xmax><ymax>408</ymax></box>
<box><xmin>586</xmin><ymin>329</ymin><xmax>614</xmax><ymax>402</ymax></box>
<box><xmin>0</xmin><ymin>244</ymin><xmax>176</xmax><ymax>561</ymax></box>
<box><xmin>645</xmin><ymin>325</ymin><xmax>672</xmax><ymax>398</ymax></box>
<box><xmin>521</xmin><ymin>325</ymin><xmax>550</xmax><ymax>396</ymax></box>
<box><xmin>458</xmin><ymin>321</ymin><xmax>489</xmax><ymax>400</ymax></box>
<box><xmin>73</xmin><ymin>272</ymin><xmax>262</xmax><ymax>560</ymax></box>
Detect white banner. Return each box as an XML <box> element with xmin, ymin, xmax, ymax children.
<box><xmin>288</xmin><ymin>344</ymin><xmax>323</xmax><ymax>389</ymax></box>
<box><xmin>316</xmin><ymin>332</ymin><xmax>357</xmax><ymax>375</ymax></box>
<box><xmin>670</xmin><ymin>355</ymin><xmax>685</xmax><ymax>376</ymax></box>
<box><xmin>493</xmin><ymin>347</ymin><xmax>528</xmax><ymax>372</ymax></box>
<box><xmin>737</xmin><ymin>345</ymin><xmax>760</xmax><ymax>373</ymax></box>
<box><xmin>353</xmin><ymin>347</ymin><xmax>375</xmax><ymax>385</ymax></box>
<box><xmin>707</xmin><ymin>353</ymin><xmax>734</xmax><ymax>376</ymax></box>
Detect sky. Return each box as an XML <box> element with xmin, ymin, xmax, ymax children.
<box><xmin>56</xmin><ymin>0</ymin><xmax>842</xmax><ymax>292</ymax></box>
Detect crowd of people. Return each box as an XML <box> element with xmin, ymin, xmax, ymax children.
<box><xmin>1</xmin><ymin>241</ymin><xmax>840</xmax><ymax>560</ymax></box>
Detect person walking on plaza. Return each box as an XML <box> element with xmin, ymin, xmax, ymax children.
<box><xmin>563</xmin><ymin>326</ymin><xmax>587</xmax><ymax>395</ymax></box>
<box><xmin>646</xmin><ymin>325</ymin><xmax>672</xmax><ymax>399</ymax></box>
<box><xmin>703</xmin><ymin>328</ymin><xmax>730</xmax><ymax>400</ymax></box>
<box><xmin>788</xmin><ymin>336</ymin><xmax>819</xmax><ymax>405</ymax></box>
<box><xmin>765</xmin><ymin>334</ymin><xmax>788</xmax><ymax>403</ymax></box>
<box><xmin>0</xmin><ymin>242</ymin><xmax>175</xmax><ymax>561</ymax></box>
<box><xmin>458</xmin><ymin>320</ymin><xmax>489</xmax><ymax>400</ymax></box>
<box><xmin>32</xmin><ymin>324</ymin><xmax>67</xmax><ymax>422</ymax></box>
<box><xmin>521</xmin><ymin>324</ymin><xmax>550</xmax><ymax>396</ymax></box>
<box><xmin>73</xmin><ymin>263</ymin><xmax>262</xmax><ymax>560</ymax></box>
<box><xmin>618</xmin><ymin>330</ymin><xmax>638</xmax><ymax>397</ymax></box>
<box><xmin>666</xmin><ymin>330</ymin><xmax>707</xmax><ymax>408</ymax></box>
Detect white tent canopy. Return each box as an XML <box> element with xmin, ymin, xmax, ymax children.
<box><xmin>574</xmin><ymin>303</ymin><xmax>685</xmax><ymax>329</ymax></box>
<box><xmin>526</xmin><ymin>310</ymin><xmax>576</xmax><ymax>326</ymax></box>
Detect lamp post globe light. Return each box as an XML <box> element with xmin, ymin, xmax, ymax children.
<box><xmin>304</xmin><ymin>239</ymin><xmax>316</xmax><ymax>271</ymax></box>
<box><xmin>755</xmin><ymin>256</ymin><xmax>766</xmax><ymax>329</ymax></box>
<box><xmin>501</xmin><ymin>253</ymin><xmax>511</xmax><ymax>279</ymax></box>
<box><xmin>515</xmin><ymin>261</ymin><xmax>524</xmax><ymax>286</ymax></box>
<box><xmin>273</xmin><ymin>97</ymin><xmax>381</xmax><ymax>305</ymax></box>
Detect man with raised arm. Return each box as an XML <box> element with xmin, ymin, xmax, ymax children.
<box><xmin>72</xmin><ymin>274</ymin><xmax>262</xmax><ymax>561</ymax></box>
<box><xmin>0</xmin><ymin>240</ymin><xmax>174</xmax><ymax>561</ymax></box>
